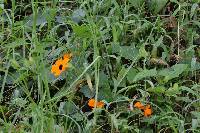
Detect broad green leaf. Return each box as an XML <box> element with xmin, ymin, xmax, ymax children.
<box><xmin>178</xmin><ymin>120</ymin><xmax>185</xmax><ymax>133</ymax></box>
<box><xmin>111</xmin><ymin>44</ymin><xmax>139</xmax><ymax>61</ymax></box>
<box><xmin>165</xmin><ymin>83</ymin><xmax>181</xmax><ymax>97</ymax></box>
<box><xmin>99</xmin><ymin>87</ymin><xmax>113</xmax><ymax>101</ymax></box>
<box><xmin>191</xmin><ymin>119</ymin><xmax>199</xmax><ymax>129</ymax></box>
<box><xmin>99</xmin><ymin>72</ymin><xmax>113</xmax><ymax>101</ymax></box>
<box><xmin>148</xmin><ymin>86</ymin><xmax>166</xmax><ymax>94</ymax></box>
<box><xmin>117</xmin><ymin>66</ymin><xmax>126</xmax><ymax>81</ymax></box>
<box><xmin>117</xmin><ymin>66</ymin><xmax>127</xmax><ymax>87</ymax></box>
<box><xmin>139</xmin><ymin>46</ymin><xmax>148</xmax><ymax>58</ymax></box>
<box><xmin>99</xmin><ymin>71</ymin><xmax>109</xmax><ymax>88</ymax></box>
<box><xmin>159</xmin><ymin>64</ymin><xmax>188</xmax><ymax>82</ymax></box>
<box><xmin>120</xmin><ymin>46</ymin><xmax>139</xmax><ymax>61</ymax></box>
<box><xmin>79</xmin><ymin>85</ymin><xmax>94</xmax><ymax>98</ymax></box>
<box><xmin>172</xmin><ymin>64</ymin><xmax>188</xmax><ymax>73</ymax></box>
<box><xmin>72</xmin><ymin>24</ymin><xmax>92</xmax><ymax>38</ymax></box>
<box><xmin>158</xmin><ymin>68</ymin><xmax>170</xmax><ymax>77</ymax></box>
<box><xmin>127</xmin><ymin>68</ymin><xmax>138</xmax><ymax>83</ymax></box>
<box><xmin>191</xmin><ymin>111</ymin><xmax>200</xmax><ymax>119</ymax></box>
<box><xmin>133</xmin><ymin>68</ymin><xmax>157</xmax><ymax>82</ymax></box>
<box><xmin>154</xmin><ymin>36</ymin><xmax>163</xmax><ymax>47</ymax></box>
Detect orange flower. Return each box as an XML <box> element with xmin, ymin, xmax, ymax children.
<box><xmin>51</xmin><ymin>53</ymin><xmax>72</xmax><ymax>77</ymax></box>
<box><xmin>134</xmin><ymin>101</ymin><xmax>152</xmax><ymax>117</ymax></box>
<box><xmin>63</xmin><ymin>53</ymin><xmax>72</xmax><ymax>63</ymax></box>
<box><xmin>134</xmin><ymin>101</ymin><xmax>145</xmax><ymax>110</ymax></box>
<box><xmin>143</xmin><ymin>104</ymin><xmax>152</xmax><ymax>117</ymax></box>
<box><xmin>88</xmin><ymin>98</ymin><xmax>105</xmax><ymax>109</ymax></box>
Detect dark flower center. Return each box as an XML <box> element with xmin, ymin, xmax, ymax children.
<box><xmin>59</xmin><ymin>64</ymin><xmax>63</xmax><ymax>70</ymax></box>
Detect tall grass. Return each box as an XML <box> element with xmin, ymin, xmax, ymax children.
<box><xmin>0</xmin><ymin>0</ymin><xmax>200</xmax><ymax>132</ymax></box>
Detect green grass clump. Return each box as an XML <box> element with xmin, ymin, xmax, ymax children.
<box><xmin>0</xmin><ymin>0</ymin><xmax>200</xmax><ymax>132</ymax></box>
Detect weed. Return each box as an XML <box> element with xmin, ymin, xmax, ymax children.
<box><xmin>0</xmin><ymin>0</ymin><xmax>200</xmax><ymax>132</ymax></box>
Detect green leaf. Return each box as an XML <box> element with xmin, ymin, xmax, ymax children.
<box><xmin>175</xmin><ymin>97</ymin><xmax>192</xmax><ymax>103</ymax></box>
<box><xmin>11</xmin><ymin>98</ymin><xmax>27</xmax><ymax>107</ymax></box>
<box><xmin>172</xmin><ymin>64</ymin><xmax>188</xmax><ymax>73</ymax></box>
<box><xmin>120</xmin><ymin>46</ymin><xmax>139</xmax><ymax>60</ymax></box>
<box><xmin>158</xmin><ymin>68</ymin><xmax>170</xmax><ymax>76</ymax></box>
<box><xmin>117</xmin><ymin>66</ymin><xmax>126</xmax><ymax>81</ymax></box>
<box><xmin>72</xmin><ymin>24</ymin><xmax>92</xmax><ymax>38</ymax></box>
<box><xmin>25</xmin><ymin>11</ymin><xmax>47</xmax><ymax>27</ymax></box>
<box><xmin>179</xmin><ymin>86</ymin><xmax>197</xmax><ymax>97</ymax></box>
<box><xmin>10</xmin><ymin>59</ymin><xmax>20</xmax><ymax>69</ymax></box>
<box><xmin>139</xmin><ymin>46</ymin><xmax>148</xmax><ymax>58</ymax></box>
<box><xmin>99</xmin><ymin>71</ymin><xmax>109</xmax><ymax>88</ymax></box>
<box><xmin>148</xmin><ymin>0</ymin><xmax>168</xmax><ymax>14</ymax></box>
<box><xmin>128</xmin><ymin>0</ymin><xmax>145</xmax><ymax>8</ymax></box>
<box><xmin>99</xmin><ymin>72</ymin><xmax>113</xmax><ymax>101</ymax></box>
<box><xmin>141</xmin><ymin>128</ymin><xmax>154</xmax><ymax>133</ymax></box>
<box><xmin>165</xmin><ymin>83</ymin><xmax>181</xmax><ymax>97</ymax></box>
<box><xmin>190</xmin><ymin>3</ymin><xmax>198</xmax><ymax>19</ymax></box>
<box><xmin>58</xmin><ymin>101</ymin><xmax>77</xmax><ymax>115</ymax></box>
<box><xmin>190</xmin><ymin>58</ymin><xmax>200</xmax><ymax>71</ymax></box>
<box><xmin>191</xmin><ymin>119</ymin><xmax>199</xmax><ymax>129</ymax></box>
<box><xmin>6</xmin><ymin>38</ymin><xmax>26</xmax><ymax>48</ymax></box>
<box><xmin>111</xmin><ymin>44</ymin><xmax>139</xmax><ymax>61</ymax></box>
<box><xmin>148</xmin><ymin>86</ymin><xmax>166</xmax><ymax>94</ymax></box>
<box><xmin>116</xmin><ymin>66</ymin><xmax>127</xmax><ymax>87</ymax></box>
<box><xmin>0</xmin><ymin>7</ymin><xmax>3</xmax><ymax>15</ymax></box>
<box><xmin>72</xmin><ymin>113</ymin><xmax>84</xmax><ymax>121</ymax></box>
<box><xmin>159</xmin><ymin>64</ymin><xmax>188</xmax><ymax>82</ymax></box>
<box><xmin>79</xmin><ymin>85</ymin><xmax>94</xmax><ymax>98</ymax></box>
<box><xmin>72</xmin><ymin>9</ymin><xmax>86</xmax><ymax>23</ymax></box>
<box><xmin>191</xmin><ymin>111</ymin><xmax>200</xmax><ymax>119</ymax></box>
<box><xmin>44</xmin><ymin>8</ymin><xmax>57</xmax><ymax>22</ymax></box>
<box><xmin>127</xmin><ymin>68</ymin><xmax>138</xmax><ymax>83</ymax></box>
<box><xmin>133</xmin><ymin>68</ymin><xmax>157</xmax><ymax>82</ymax></box>
<box><xmin>99</xmin><ymin>87</ymin><xmax>113</xmax><ymax>101</ymax></box>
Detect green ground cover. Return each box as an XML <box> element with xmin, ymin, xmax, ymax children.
<box><xmin>0</xmin><ymin>0</ymin><xmax>200</xmax><ymax>132</ymax></box>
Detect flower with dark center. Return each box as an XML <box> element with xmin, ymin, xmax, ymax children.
<box><xmin>51</xmin><ymin>53</ymin><xmax>72</xmax><ymax>77</ymax></box>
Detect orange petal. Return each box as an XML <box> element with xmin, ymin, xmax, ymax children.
<box><xmin>51</xmin><ymin>64</ymin><xmax>61</xmax><ymax>76</ymax></box>
<box><xmin>134</xmin><ymin>101</ymin><xmax>145</xmax><ymax>110</ymax></box>
<box><xmin>63</xmin><ymin>53</ymin><xmax>72</xmax><ymax>63</ymax></box>
<box><xmin>97</xmin><ymin>101</ymin><xmax>105</xmax><ymax>108</ymax></box>
<box><xmin>51</xmin><ymin>64</ymin><xmax>57</xmax><ymax>73</ymax></box>
<box><xmin>144</xmin><ymin>108</ymin><xmax>152</xmax><ymax>117</ymax></box>
<box><xmin>88</xmin><ymin>99</ymin><xmax>95</xmax><ymax>107</ymax></box>
<box><xmin>55</xmin><ymin>59</ymin><xmax>63</xmax><ymax>65</ymax></box>
<box><xmin>51</xmin><ymin>57</ymin><xmax>70</xmax><ymax>77</ymax></box>
<box><xmin>145</xmin><ymin>104</ymin><xmax>151</xmax><ymax>109</ymax></box>
<box><xmin>88</xmin><ymin>99</ymin><xmax>105</xmax><ymax>108</ymax></box>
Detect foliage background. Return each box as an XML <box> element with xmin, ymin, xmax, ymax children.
<box><xmin>0</xmin><ymin>0</ymin><xmax>200</xmax><ymax>132</ymax></box>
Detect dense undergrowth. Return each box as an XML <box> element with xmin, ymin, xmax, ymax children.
<box><xmin>0</xmin><ymin>0</ymin><xmax>200</xmax><ymax>132</ymax></box>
